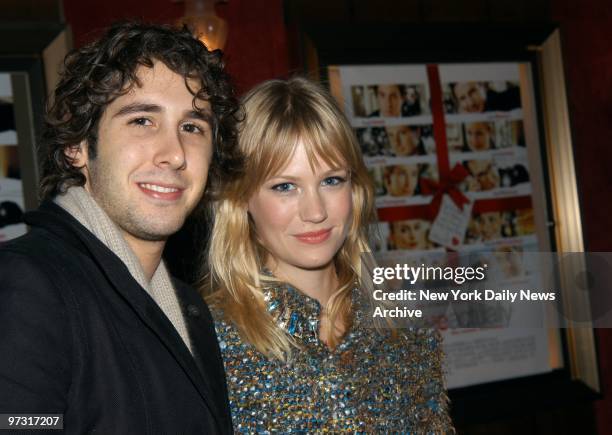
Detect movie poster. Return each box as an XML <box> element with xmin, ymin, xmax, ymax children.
<box><xmin>0</xmin><ymin>73</ymin><xmax>26</xmax><ymax>242</ymax></box>
<box><xmin>333</xmin><ymin>63</ymin><xmax>553</xmax><ymax>389</ymax></box>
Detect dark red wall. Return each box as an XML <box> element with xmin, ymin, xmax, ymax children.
<box><xmin>63</xmin><ymin>0</ymin><xmax>612</xmax><ymax>432</ymax></box>
<box><xmin>63</xmin><ymin>0</ymin><xmax>289</xmax><ymax>94</ymax></box>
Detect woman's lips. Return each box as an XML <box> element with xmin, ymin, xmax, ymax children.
<box><xmin>293</xmin><ymin>228</ymin><xmax>332</xmax><ymax>244</ymax></box>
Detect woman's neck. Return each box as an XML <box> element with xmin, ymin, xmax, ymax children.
<box><xmin>268</xmin><ymin>260</ymin><xmax>338</xmax><ymax>308</ymax></box>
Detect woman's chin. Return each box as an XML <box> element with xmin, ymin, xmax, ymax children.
<box><xmin>292</xmin><ymin>255</ymin><xmax>336</xmax><ymax>271</ymax></box>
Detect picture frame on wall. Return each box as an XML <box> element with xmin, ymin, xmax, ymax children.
<box><xmin>0</xmin><ymin>22</ymin><xmax>70</xmax><ymax>242</ymax></box>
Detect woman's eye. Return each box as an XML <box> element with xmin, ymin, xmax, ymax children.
<box><xmin>271</xmin><ymin>182</ymin><xmax>296</xmax><ymax>193</ymax></box>
<box><xmin>182</xmin><ymin>123</ymin><xmax>204</xmax><ymax>134</ymax></box>
<box><xmin>321</xmin><ymin>176</ymin><xmax>346</xmax><ymax>186</ymax></box>
<box><xmin>130</xmin><ymin>117</ymin><xmax>152</xmax><ymax>127</ymax></box>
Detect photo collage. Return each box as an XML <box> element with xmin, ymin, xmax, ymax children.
<box><xmin>335</xmin><ymin>63</ymin><xmax>552</xmax><ymax>390</ymax></box>
<box><xmin>339</xmin><ymin>64</ymin><xmax>536</xmax><ymax>255</ymax></box>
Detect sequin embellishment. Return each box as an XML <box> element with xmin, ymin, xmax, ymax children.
<box><xmin>212</xmin><ymin>285</ymin><xmax>454</xmax><ymax>433</ymax></box>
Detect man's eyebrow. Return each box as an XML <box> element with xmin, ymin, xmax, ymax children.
<box><xmin>186</xmin><ymin>109</ymin><xmax>214</xmax><ymax>125</ymax></box>
<box><xmin>113</xmin><ymin>103</ymin><xmax>162</xmax><ymax>118</ymax></box>
<box><xmin>112</xmin><ymin>102</ymin><xmax>214</xmax><ymax>125</ymax></box>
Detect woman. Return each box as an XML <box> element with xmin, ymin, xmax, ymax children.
<box><xmin>464</xmin><ymin>122</ymin><xmax>495</xmax><ymax>152</ymax></box>
<box><xmin>204</xmin><ymin>77</ymin><xmax>453</xmax><ymax>433</ymax></box>
<box><xmin>389</xmin><ymin>219</ymin><xmax>432</xmax><ymax>251</ymax></box>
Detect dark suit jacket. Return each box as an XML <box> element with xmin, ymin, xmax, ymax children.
<box><xmin>0</xmin><ymin>202</ymin><xmax>232</xmax><ymax>434</ymax></box>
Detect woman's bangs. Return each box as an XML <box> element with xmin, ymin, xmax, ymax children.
<box><xmin>298</xmin><ymin>118</ymin><xmax>351</xmax><ymax>172</ymax></box>
<box><xmin>248</xmin><ymin>119</ymin><xmax>302</xmax><ymax>188</ymax></box>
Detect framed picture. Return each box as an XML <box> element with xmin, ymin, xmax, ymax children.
<box><xmin>0</xmin><ymin>23</ymin><xmax>70</xmax><ymax>241</ymax></box>
<box><xmin>295</xmin><ymin>22</ymin><xmax>599</xmax><ymax>423</ymax></box>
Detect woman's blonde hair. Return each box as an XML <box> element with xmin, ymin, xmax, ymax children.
<box><xmin>204</xmin><ymin>77</ymin><xmax>376</xmax><ymax>361</ymax></box>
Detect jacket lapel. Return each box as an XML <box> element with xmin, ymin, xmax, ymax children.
<box><xmin>25</xmin><ymin>203</ymin><xmax>227</xmax><ymax>433</ymax></box>
<box><xmin>174</xmin><ymin>280</ymin><xmax>232</xmax><ymax>431</ymax></box>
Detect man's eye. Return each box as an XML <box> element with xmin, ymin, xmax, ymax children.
<box><xmin>322</xmin><ymin>176</ymin><xmax>346</xmax><ymax>187</ymax></box>
<box><xmin>271</xmin><ymin>182</ymin><xmax>296</xmax><ymax>193</ymax></box>
<box><xmin>182</xmin><ymin>123</ymin><xmax>204</xmax><ymax>134</ymax></box>
<box><xmin>130</xmin><ymin>117</ymin><xmax>152</xmax><ymax>126</ymax></box>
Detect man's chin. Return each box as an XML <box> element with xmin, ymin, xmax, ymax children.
<box><xmin>122</xmin><ymin>220</ymin><xmax>186</xmax><ymax>242</ymax></box>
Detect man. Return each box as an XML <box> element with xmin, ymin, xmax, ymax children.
<box><xmin>386</xmin><ymin>125</ymin><xmax>423</xmax><ymax>156</ymax></box>
<box><xmin>383</xmin><ymin>164</ymin><xmax>420</xmax><ymax>197</ymax></box>
<box><xmin>0</xmin><ymin>22</ymin><xmax>241</xmax><ymax>434</ymax></box>
<box><xmin>369</xmin><ymin>84</ymin><xmax>404</xmax><ymax>117</ymax></box>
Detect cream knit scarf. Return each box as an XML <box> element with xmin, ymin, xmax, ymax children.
<box><xmin>55</xmin><ymin>186</ymin><xmax>193</xmax><ymax>353</ymax></box>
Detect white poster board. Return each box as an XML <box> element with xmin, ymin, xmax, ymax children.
<box><xmin>331</xmin><ymin>63</ymin><xmax>558</xmax><ymax>389</ymax></box>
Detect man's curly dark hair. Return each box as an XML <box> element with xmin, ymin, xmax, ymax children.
<box><xmin>40</xmin><ymin>21</ymin><xmax>242</xmax><ymax>201</ymax></box>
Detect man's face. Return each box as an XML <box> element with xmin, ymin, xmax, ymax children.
<box><xmin>77</xmin><ymin>61</ymin><xmax>213</xmax><ymax>243</ymax></box>
<box><xmin>466</xmin><ymin>122</ymin><xmax>492</xmax><ymax>151</ymax></box>
<box><xmin>387</xmin><ymin>126</ymin><xmax>417</xmax><ymax>156</ymax></box>
<box><xmin>376</xmin><ymin>85</ymin><xmax>402</xmax><ymax>117</ymax></box>
<box><xmin>385</xmin><ymin>165</ymin><xmax>419</xmax><ymax>197</ymax></box>
<box><xmin>454</xmin><ymin>82</ymin><xmax>486</xmax><ymax>113</ymax></box>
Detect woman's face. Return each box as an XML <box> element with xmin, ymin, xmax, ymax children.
<box><xmin>467</xmin><ymin>160</ymin><xmax>499</xmax><ymax>191</ymax></box>
<box><xmin>248</xmin><ymin>142</ymin><xmax>353</xmax><ymax>277</ymax></box>
<box><xmin>466</xmin><ymin>122</ymin><xmax>492</xmax><ymax>151</ymax></box>
<box><xmin>391</xmin><ymin>219</ymin><xmax>429</xmax><ymax>250</ymax></box>
<box><xmin>478</xmin><ymin>212</ymin><xmax>502</xmax><ymax>240</ymax></box>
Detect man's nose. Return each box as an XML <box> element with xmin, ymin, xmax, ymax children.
<box><xmin>153</xmin><ymin>126</ymin><xmax>187</xmax><ymax>170</ymax></box>
<box><xmin>299</xmin><ymin>189</ymin><xmax>327</xmax><ymax>223</ymax></box>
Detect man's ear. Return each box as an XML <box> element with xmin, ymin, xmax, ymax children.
<box><xmin>65</xmin><ymin>141</ymin><xmax>91</xmax><ymax>190</ymax></box>
<box><xmin>64</xmin><ymin>140</ymin><xmax>89</xmax><ymax>168</ymax></box>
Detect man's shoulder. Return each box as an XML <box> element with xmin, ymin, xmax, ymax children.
<box><xmin>0</xmin><ymin>226</ymin><xmax>96</xmax><ymax>302</ymax></box>
<box><xmin>0</xmin><ymin>226</ymin><xmax>84</xmax><ymax>267</ymax></box>
<box><xmin>0</xmin><ymin>232</ymin><xmax>73</xmax><ymax>317</ymax></box>
<box><xmin>0</xmin><ymin>230</ymin><xmax>56</xmax><ymax>267</ymax></box>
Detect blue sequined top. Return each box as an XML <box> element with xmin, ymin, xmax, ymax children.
<box><xmin>211</xmin><ymin>284</ymin><xmax>453</xmax><ymax>433</ymax></box>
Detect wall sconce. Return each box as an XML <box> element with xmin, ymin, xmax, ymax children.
<box><xmin>179</xmin><ymin>0</ymin><xmax>228</xmax><ymax>51</ymax></box>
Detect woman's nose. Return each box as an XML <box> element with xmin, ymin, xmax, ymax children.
<box><xmin>299</xmin><ymin>189</ymin><xmax>328</xmax><ymax>223</ymax></box>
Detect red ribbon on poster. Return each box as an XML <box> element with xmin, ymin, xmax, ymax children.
<box><xmin>420</xmin><ymin>64</ymin><xmax>472</xmax><ymax>220</ymax></box>
<box><xmin>377</xmin><ymin>195</ymin><xmax>533</xmax><ymax>223</ymax></box>
<box><xmin>420</xmin><ymin>163</ymin><xmax>471</xmax><ymax>219</ymax></box>
<box><xmin>426</xmin><ymin>64</ymin><xmax>450</xmax><ymax>175</ymax></box>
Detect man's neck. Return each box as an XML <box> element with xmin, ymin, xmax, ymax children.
<box><xmin>121</xmin><ymin>231</ymin><xmax>165</xmax><ymax>282</ymax></box>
